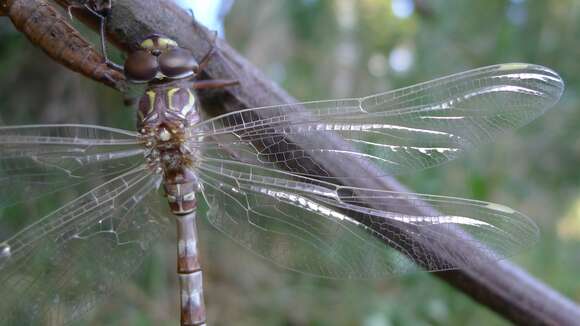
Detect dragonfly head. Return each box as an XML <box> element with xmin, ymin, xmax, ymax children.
<box><xmin>124</xmin><ymin>34</ymin><xmax>198</xmax><ymax>83</ymax></box>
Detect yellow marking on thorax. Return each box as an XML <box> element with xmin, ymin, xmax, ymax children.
<box><xmin>167</xmin><ymin>88</ymin><xmax>180</xmax><ymax>111</ymax></box>
<box><xmin>185</xmin><ymin>89</ymin><xmax>196</xmax><ymax>114</ymax></box>
<box><xmin>166</xmin><ymin>88</ymin><xmax>196</xmax><ymax>114</ymax></box>
<box><xmin>146</xmin><ymin>90</ymin><xmax>157</xmax><ymax>115</ymax></box>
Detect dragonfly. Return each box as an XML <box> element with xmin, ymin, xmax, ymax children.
<box><xmin>0</xmin><ymin>32</ymin><xmax>564</xmax><ymax>325</ymax></box>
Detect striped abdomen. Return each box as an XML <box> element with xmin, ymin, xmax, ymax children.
<box><xmin>176</xmin><ymin>211</ymin><xmax>206</xmax><ymax>326</ymax></box>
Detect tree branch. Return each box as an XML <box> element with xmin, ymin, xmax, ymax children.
<box><xmin>54</xmin><ymin>0</ymin><xmax>580</xmax><ymax>325</ymax></box>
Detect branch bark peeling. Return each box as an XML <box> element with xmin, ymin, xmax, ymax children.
<box><xmin>54</xmin><ymin>0</ymin><xmax>580</xmax><ymax>325</ymax></box>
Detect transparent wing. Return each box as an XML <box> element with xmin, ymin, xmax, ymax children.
<box><xmin>0</xmin><ymin>124</ymin><xmax>144</xmax><ymax>210</ymax></box>
<box><xmin>0</xmin><ymin>166</ymin><xmax>166</xmax><ymax>325</ymax></box>
<box><xmin>198</xmin><ymin>157</ymin><xmax>538</xmax><ymax>278</ymax></box>
<box><xmin>191</xmin><ymin>63</ymin><xmax>563</xmax><ymax>180</ymax></box>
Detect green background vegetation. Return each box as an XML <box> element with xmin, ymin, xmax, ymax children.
<box><xmin>1</xmin><ymin>0</ymin><xmax>579</xmax><ymax>325</ymax></box>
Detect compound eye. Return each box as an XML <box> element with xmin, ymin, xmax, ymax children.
<box><xmin>158</xmin><ymin>48</ymin><xmax>196</xmax><ymax>79</ymax></box>
<box><xmin>124</xmin><ymin>50</ymin><xmax>159</xmax><ymax>82</ymax></box>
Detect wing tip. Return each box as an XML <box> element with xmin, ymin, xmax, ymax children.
<box><xmin>497</xmin><ymin>62</ymin><xmax>565</xmax><ymax>104</ymax></box>
<box><xmin>491</xmin><ymin>203</ymin><xmax>541</xmax><ymax>255</ymax></box>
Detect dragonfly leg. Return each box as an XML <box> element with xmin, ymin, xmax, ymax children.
<box><xmin>193</xmin><ymin>31</ymin><xmax>218</xmax><ymax>76</ymax></box>
<box><xmin>191</xmin><ymin>79</ymin><xmax>240</xmax><ymax>90</ymax></box>
<box><xmin>188</xmin><ymin>8</ymin><xmax>196</xmax><ymax>22</ymax></box>
<box><xmin>68</xmin><ymin>1</ymin><xmax>123</xmax><ymax>72</ymax></box>
<box><xmin>66</xmin><ymin>3</ymin><xmax>83</xmax><ymax>20</ymax></box>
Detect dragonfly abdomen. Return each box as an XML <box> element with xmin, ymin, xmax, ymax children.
<box><xmin>163</xmin><ymin>166</ymin><xmax>200</xmax><ymax>215</ymax></box>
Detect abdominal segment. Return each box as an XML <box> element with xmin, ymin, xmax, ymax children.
<box><xmin>163</xmin><ymin>167</ymin><xmax>200</xmax><ymax>215</ymax></box>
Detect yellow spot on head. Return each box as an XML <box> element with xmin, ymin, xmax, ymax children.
<box><xmin>140</xmin><ymin>38</ymin><xmax>155</xmax><ymax>50</ymax></box>
<box><xmin>140</xmin><ymin>35</ymin><xmax>179</xmax><ymax>52</ymax></box>
<box><xmin>158</xmin><ymin>37</ymin><xmax>178</xmax><ymax>49</ymax></box>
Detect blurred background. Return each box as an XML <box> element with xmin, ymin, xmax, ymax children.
<box><xmin>1</xmin><ymin>0</ymin><xmax>580</xmax><ymax>325</ymax></box>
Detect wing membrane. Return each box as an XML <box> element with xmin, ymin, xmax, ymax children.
<box><xmin>0</xmin><ymin>166</ymin><xmax>165</xmax><ymax>325</ymax></box>
<box><xmin>192</xmin><ymin>64</ymin><xmax>563</xmax><ymax>180</ymax></box>
<box><xmin>0</xmin><ymin>125</ymin><xmax>144</xmax><ymax>210</ymax></box>
<box><xmin>0</xmin><ymin>62</ymin><xmax>560</xmax><ymax>321</ymax></box>
<box><xmin>198</xmin><ymin>157</ymin><xmax>538</xmax><ymax>278</ymax></box>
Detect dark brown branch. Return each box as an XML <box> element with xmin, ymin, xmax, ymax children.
<box><xmin>54</xmin><ymin>1</ymin><xmax>580</xmax><ymax>325</ymax></box>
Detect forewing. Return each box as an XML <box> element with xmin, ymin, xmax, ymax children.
<box><xmin>198</xmin><ymin>158</ymin><xmax>538</xmax><ymax>278</ymax></box>
<box><xmin>0</xmin><ymin>166</ymin><xmax>166</xmax><ymax>325</ymax></box>
<box><xmin>192</xmin><ymin>63</ymin><xmax>563</xmax><ymax>180</ymax></box>
<box><xmin>0</xmin><ymin>124</ymin><xmax>144</xmax><ymax>210</ymax></box>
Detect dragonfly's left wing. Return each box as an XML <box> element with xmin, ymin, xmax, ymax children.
<box><xmin>0</xmin><ymin>124</ymin><xmax>144</xmax><ymax>210</ymax></box>
<box><xmin>0</xmin><ymin>166</ymin><xmax>165</xmax><ymax>325</ymax></box>
<box><xmin>0</xmin><ymin>125</ymin><xmax>168</xmax><ymax>325</ymax></box>
<box><xmin>192</xmin><ymin>63</ymin><xmax>563</xmax><ymax>181</ymax></box>
<box><xmin>197</xmin><ymin>157</ymin><xmax>537</xmax><ymax>279</ymax></box>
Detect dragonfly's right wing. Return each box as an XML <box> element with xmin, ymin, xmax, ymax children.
<box><xmin>198</xmin><ymin>157</ymin><xmax>538</xmax><ymax>279</ymax></box>
<box><xmin>0</xmin><ymin>165</ymin><xmax>166</xmax><ymax>325</ymax></box>
<box><xmin>193</xmin><ymin>64</ymin><xmax>563</xmax><ymax>181</ymax></box>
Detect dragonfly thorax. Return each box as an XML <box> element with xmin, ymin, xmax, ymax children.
<box><xmin>137</xmin><ymin>82</ymin><xmax>202</xmax><ymax>215</ymax></box>
<box><xmin>137</xmin><ymin>83</ymin><xmax>200</xmax><ymax>130</ymax></box>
